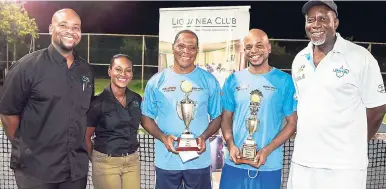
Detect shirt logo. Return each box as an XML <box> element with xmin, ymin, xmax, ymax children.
<box><xmin>294</xmin><ymin>64</ymin><xmax>306</xmax><ymax>82</ymax></box>
<box><xmin>192</xmin><ymin>87</ymin><xmax>203</xmax><ymax>92</ymax></box>
<box><xmin>236</xmin><ymin>83</ymin><xmax>249</xmax><ymax>91</ymax></box>
<box><xmin>132</xmin><ymin>101</ymin><xmax>140</xmax><ymax>108</ymax></box>
<box><xmin>333</xmin><ymin>66</ymin><xmax>350</xmax><ymax>78</ymax></box>
<box><xmin>378</xmin><ymin>84</ymin><xmax>386</xmax><ymax>93</ymax></box>
<box><xmin>294</xmin><ymin>93</ymin><xmax>298</xmax><ymax>100</ymax></box>
<box><xmin>162</xmin><ymin>86</ymin><xmax>176</xmax><ymax>92</ymax></box>
<box><xmin>81</xmin><ymin>76</ymin><xmax>91</xmax><ymax>91</ymax></box>
<box><xmin>296</xmin><ymin>64</ymin><xmax>306</xmax><ymax>74</ymax></box>
<box><xmin>263</xmin><ymin>85</ymin><xmax>276</xmax><ymax>91</ymax></box>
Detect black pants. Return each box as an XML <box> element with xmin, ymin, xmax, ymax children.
<box><xmin>14</xmin><ymin>170</ymin><xmax>87</xmax><ymax>189</ymax></box>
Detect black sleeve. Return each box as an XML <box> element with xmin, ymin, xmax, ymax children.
<box><xmin>0</xmin><ymin>60</ymin><xmax>32</xmax><ymax>115</ymax></box>
<box><xmin>86</xmin><ymin>98</ymin><xmax>102</xmax><ymax>127</ymax></box>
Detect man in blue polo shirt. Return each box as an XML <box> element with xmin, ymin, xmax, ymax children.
<box><xmin>141</xmin><ymin>29</ymin><xmax>222</xmax><ymax>189</ymax></box>
<box><xmin>219</xmin><ymin>29</ymin><xmax>297</xmax><ymax>189</ymax></box>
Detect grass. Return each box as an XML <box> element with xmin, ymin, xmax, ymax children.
<box><xmin>94</xmin><ymin>79</ymin><xmax>147</xmax><ymax>96</ymax></box>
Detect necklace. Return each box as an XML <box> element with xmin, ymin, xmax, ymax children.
<box><xmin>118</xmin><ymin>95</ymin><xmax>126</xmax><ymax>106</ymax></box>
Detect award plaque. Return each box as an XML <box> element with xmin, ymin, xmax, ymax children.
<box><xmin>176</xmin><ymin>80</ymin><xmax>199</xmax><ymax>151</ymax></box>
<box><xmin>236</xmin><ymin>89</ymin><xmax>263</xmax><ymax>165</ymax></box>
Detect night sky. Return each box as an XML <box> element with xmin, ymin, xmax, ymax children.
<box><xmin>23</xmin><ymin>1</ymin><xmax>386</xmax><ymax>43</ymax></box>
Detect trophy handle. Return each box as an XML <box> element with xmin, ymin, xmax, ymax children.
<box><xmin>176</xmin><ymin>102</ymin><xmax>183</xmax><ymax>120</ymax></box>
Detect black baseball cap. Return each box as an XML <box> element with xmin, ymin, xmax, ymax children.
<box><xmin>302</xmin><ymin>0</ymin><xmax>338</xmax><ymax>17</ymax></box>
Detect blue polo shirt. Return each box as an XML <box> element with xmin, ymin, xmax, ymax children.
<box><xmin>221</xmin><ymin>68</ymin><xmax>297</xmax><ymax>171</ymax></box>
<box><xmin>141</xmin><ymin>67</ymin><xmax>222</xmax><ymax>170</ymax></box>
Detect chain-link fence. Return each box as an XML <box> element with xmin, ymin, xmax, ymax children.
<box><xmin>1</xmin><ymin>34</ymin><xmax>386</xmax><ymax>188</ymax></box>
<box><xmin>1</xmin><ymin>33</ymin><xmax>386</xmax><ymax>93</ymax></box>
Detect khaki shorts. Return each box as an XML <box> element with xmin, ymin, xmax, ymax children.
<box><xmin>92</xmin><ymin>150</ymin><xmax>140</xmax><ymax>189</ymax></box>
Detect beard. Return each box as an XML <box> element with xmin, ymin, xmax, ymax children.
<box><xmin>52</xmin><ymin>35</ymin><xmax>79</xmax><ymax>53</ymax></box>
<box><xmin>308</xmin><ymin>32</ymin><xmax>327</xmax><ymax>46</ymax></box>
<box><xmin>311</xmin><ymin>37</ymin><xmax>326</xmax><ymax>46</ymax></box>
<box><xmin>58</xmin><ymin>40</ymin><xmax>75</xmax><ymax>52</ymax></box>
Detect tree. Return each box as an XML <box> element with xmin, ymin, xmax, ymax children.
<box><xmin>270</xmin><ymin>40</ymin><xmax>287</xmax><ymax>54</ymax></box>
<box><xmin>345</xmin><ymin>36</ymin><xmax>354</xmax><ymax>42</ymax></box>
<box><xmin>120</xmin><ymin>37</ymin><xmax>143</xmax><ymax>52</ymax></box>
<box><xmin>0</xmin><ymin>1</ymin><xmax>38</xmax><ymax>44</ymax></box>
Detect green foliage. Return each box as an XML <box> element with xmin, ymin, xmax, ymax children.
<box><xmin>94</xmin><ymin>78</ymin><xmax>147</xmax><ymax>96</ymax></box>
<box><xmin>345</xmin><ymin>36</ymin><xmax>354</xmax><ymax>41</ymax></box>
<box><xmin>270</xmin><ymin>40</ymin><xmax>287</xmax><ymax>54</ymax></box>
<box><xmin>0</xmin><ymin>2</ymin><xmax>38</xmax><ymax>44</ymax></box>
<box><xmin>120</xmin><ymin>37</ymin><xmax>143</xmax><ymax>53</ymax></box>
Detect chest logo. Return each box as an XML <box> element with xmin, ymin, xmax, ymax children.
<box><xmin>263</xmin><ymin>85</ymin><xmax>276</xmax><ymax>91</ymax></box>
<box><xmin>294</xmin><ymin>64</ymin><xmax>306</xmax><ymax>82</ymax></box>
<box><xmin>132</xmin><ymin>101</ymin><xmax>140</xmax><ymax>108</ymax></box>
<box><xmin>378</xmin><ymin>84</ymin><xmax>386</xmax><ymax>93</ymax></box>
<box><xmin>236</xmin><ymin>83</ymin><xmax>249</xmax><ymax>91</ymax></box>
<box><xmin>162</xmin><ymin>86</ymin><xmax>176</xmax><ymax>92</ymax></box>
<box><xmin>81</xmin><ymin>76</ymin><xmax>90</xmax><ymax>91</ymax></box>
<box><xmin>333</xmin><ymin>66</ymin><xmax>349</xmax><ymax>78</ymax></box>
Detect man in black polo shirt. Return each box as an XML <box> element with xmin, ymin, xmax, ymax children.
<box><xmin>0</xmin><ymin>8</ymin><xmax>93</xmax><ymax>189</ymax></box>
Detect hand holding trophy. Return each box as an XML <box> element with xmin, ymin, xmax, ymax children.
<box><xmin>235</xmin><ymin>89</ymin><xmax>263</xmax><ymax>165</ymax></box>
<box><xmin>176</xmin><ymin>80</ymin><xmax>199</xmax><ymax>151</ymax></box>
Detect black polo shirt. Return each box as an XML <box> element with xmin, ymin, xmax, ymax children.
<box><xmin>87</xmin><ymin>84</ymin><xmax>142</xmax><ymax>156</ymax></box>
<box><xmin>0</xmin><ymin>45</ymin><xmax>94</xmax><ymax>182</ymax></box>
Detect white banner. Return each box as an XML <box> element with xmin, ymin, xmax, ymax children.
<box><xmin>158</xmin><ymin>6</ymin><xmax>250</xmax><ymax>188</ymax></box>
<box><xmin>158</xmin><ymin>6</ymin><xmax>251</xmax><ymax>87</ymax></box>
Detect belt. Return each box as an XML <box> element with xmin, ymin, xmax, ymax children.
<box><xmin>107</xmin><ymin>150</ymin><xmax>136</xmax><ymax>157</ymax></box>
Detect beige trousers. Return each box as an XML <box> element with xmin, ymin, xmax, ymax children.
<box><xmin>92</xmin><ymin>150</ymin><xmax>140</xmax><ymax>189</ymax></box>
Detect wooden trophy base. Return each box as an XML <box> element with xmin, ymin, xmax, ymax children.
<box><xmin>235</xmin><ymin>143</ymin><xmax>257</xmax><ymax>165</ymax></box>
<box><xmin>235</xmin><ymin>158</ymin><xmax>257</xmax><ymax>165</ymax></box>
<box><xmin>176</xmin><ymin>133</ymin><xmax>199</xmax><ymax>151</ymax></box>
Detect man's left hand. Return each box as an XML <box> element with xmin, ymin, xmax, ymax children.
<box><xmin>197</xmin><ymin>136</ymin><xmax>206</xmax><ymax>154</ymax></box>
<box><xmin>252</xmin><ymin>147</ymin><xmax>271</xmax><ymax>168</ymax></box>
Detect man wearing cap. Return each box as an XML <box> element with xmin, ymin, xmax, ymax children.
<box><xmin>287</xmin><ymin>1</ymin><xmax>386</xmax><ymax>189</ymax></box>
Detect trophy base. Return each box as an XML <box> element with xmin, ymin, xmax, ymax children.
<box><xmin>235</xmin><ymin>143</ymin><xmax>257</xmax><ymax>165</ymax></box>
<box><xmin>176</xmin><ymin>133</ymin><xmax>199</xmax><ymax>151</ymax></box>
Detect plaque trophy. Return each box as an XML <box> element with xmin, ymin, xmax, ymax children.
<box><xmin>236</xmin><ymin>89</ymin><xmax>263</xmax><ymax>164</ymax></box>
<box><xmin>176</xmin><ymin>80</ymin><xmax>199</xmax><ymax>151</ymax></box>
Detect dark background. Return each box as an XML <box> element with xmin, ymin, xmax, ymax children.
<box><xmin>23</xmin><ymin>1</ymin><xmax>386</xmax><ymax>42</ymax></box>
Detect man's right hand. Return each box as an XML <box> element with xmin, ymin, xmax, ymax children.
<box><xmin>228</xmin><ymin>144</ymin><xmax>241</xmax><ymax>163</ymax></box>
<box><xmin>161</xmin><ymin>134</ymin><xmax>179</xmax><ymax>154</ymax></box>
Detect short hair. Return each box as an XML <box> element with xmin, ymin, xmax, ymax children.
<box><xmin>173</xmin><ymin>29</ymin><xmax>199</xmax><ymax>47</ymax></box>
<box><xmin>109</xmin><ymin>54</ymin><xmax>133</xmax><ymax>68</ymax></box>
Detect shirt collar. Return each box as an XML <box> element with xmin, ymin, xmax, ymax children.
<box><xmin>300</xmin><ymin>33</ymin><xmax>346</xmax><ymax>56</ymax></box>
<box><xmin>48</xmin><ymin>44</ymin><xmax>81</xmax><ymax>66</ymax></box>
<box><xmin>102</xmin><ymin>83</ymin><xmax>134</xmax><ymax>105</ymax></box>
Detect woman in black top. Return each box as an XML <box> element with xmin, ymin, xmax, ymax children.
<box><xmin>85</xmin><ymin>54</ymin><xmax>142</xmax><ymax>189</ymax></box>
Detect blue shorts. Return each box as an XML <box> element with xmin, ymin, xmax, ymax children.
<box><xmin>155</xmin><ymin>166</ymin><xmax>211</xmax><ymax>189</ymax></box>
<box><xmin>219</xmin><ymin>164</ymin><xmax>281</xmax><ymax>189</ymax></box>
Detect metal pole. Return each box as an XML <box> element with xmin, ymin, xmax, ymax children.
<box><xmin>33</xmin><ymin>36</ymin><xmax>35</xmax><ymax>52</ymax></box>
<box><xmin>6</xmin><ymin>35</ymin><xmax>9</xmax><ymax>76</ymax></box>
<box><xmin>13</xmin><ymin>43</ymin><xmax>16</xmax><ymax>61</ymax></box>
<box><xmin>141</xmin><ymin>36</ymin><xmax>145</xmax><ymax>92</ymax></box>
<box><xmin>87</xmin><ymin>34</ymin><xmax>90</xmax><ymax>63</ymax></box>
